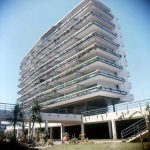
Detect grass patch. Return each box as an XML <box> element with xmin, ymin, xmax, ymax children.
<box><xmin>40</xmin><ymin>142</ymin><xmax>142</xmax><ymax>150</ymax></box>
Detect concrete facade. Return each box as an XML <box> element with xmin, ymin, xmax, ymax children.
<box><xmin>18</xmin><ymin>0</ymin><xmax>133</xmax><ymax>112</ymax></box>
<box><xmin>16</xmin><ymin>0</ymin><xmax>136</xmax><ymax>140</ymax></box>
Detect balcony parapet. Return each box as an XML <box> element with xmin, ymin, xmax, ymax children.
<box><xmin>41</xmin><ymin>85</ymin><xmax>127</xmax><ymax>106</ymax></box>
<box><xmin>21</xmin><ymin>70</ymin><xmax>125</xmax><ymax>103</ymax></box>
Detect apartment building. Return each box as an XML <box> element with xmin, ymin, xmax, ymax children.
<box><xmin>18</xmin><ymin>0</ymin><xmax>133</xmax><ymax>113</ymax></box>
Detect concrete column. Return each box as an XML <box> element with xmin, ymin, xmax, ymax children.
<box><xmin>111</xmin><ymin>119</ymin><xmax>117</xmax><ymax>140</ymax></box>
<box><xmin>28</xmin><ymin>120</ymin><xmax>31</xmax><ymax>137</ymax></box>
<box><xmin>81</xmin><ymin>122</ymin><xmax>85</xmax><ymax>135</ymax></box>
<box><xmin>0</xmin><ymin>120</ymin><xmax>1</xmax><ymax>131</ymax></box>
<box><xmin>45</xmin><ymin>120</ymin><xmax>48</xmax><ymax>132</ymax></box>
<box><xmin>108</xmin><ymin>121</ymin><xmax>113</xmax><ymax>139</ymax></box>
<box><xmin>60</xmin><ymin>124</ymin><xmax>64</xmax><ymax>140</ymax></box>
<box><xmin>50</xmin><ymin>127</ymin><xmax>53</xmax><ymax>139</ymax></box>
<box><xmin>16</xmin><ymin>128</ymin><xmax>19</xmax><ymax>138</ymax></box>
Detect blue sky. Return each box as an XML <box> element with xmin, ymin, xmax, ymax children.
<box><xmin>0</xmin><ymin>0</ymin><xmax>150</xmax><ymax>104</ymax></box>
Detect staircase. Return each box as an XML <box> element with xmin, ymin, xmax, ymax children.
<box><xmin>121</xmin><ymin>118</ymin><xmax>148</xmax><ymax>142</ymax></box>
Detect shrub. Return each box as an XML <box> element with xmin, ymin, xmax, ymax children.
<box><xmin>0</xmin><ymin>141</ymin><xmax>38</xmax><ymax>150</ymax></box>
<box><xmin>69</xmin><ymin>137</ymin><xmax>79</xmax><ymax>144</ymax></box>
<box><xmin>62</xmin><ymin>132</ymin><xmax>70</xmax><ymax>143</ymax></box>
<box><xmin>79</xmin><ymin>133</ymin><xmax>85</xmax><ymax>141</ymax></box>
<box><xmin>47</xmin><ymin>139</ymin><xmax>54</xmax><ymax>146</ymax></box>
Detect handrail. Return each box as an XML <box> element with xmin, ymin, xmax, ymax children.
<box><xmin>121</xmin><ymin>118</ymin><xmax>147</xmax><ymax>141</ymax></box>
<box><xmin>82</xmin><ymin>99</ymin><xmax>150</xmax><ymax>117</ymax></box>
<box><xmin>82</xmin><ymin>107</ymin><xmax>109</xmax><ymax>116</ymax></box>
<box><xmin>22</xmin><ymin>70</ymin><xmax>125</xmax><ymax>104</ymax></box>
<box><xmin>42</xmin><ymin>108</ymin><xmax>82</xmax><ymax>115</ymax></box>
<box><xmin>22</xmin><ymin>54</ymin><xmax>124</xmax><ymax>103</ymax></box>
<box><xmin>19</xmin><ymin>52</ymin><xmax>122</xmax><ymax>96</ymax></box>
<box><xmin>0</xmin><ymin>103</ymin><xmax>15</xmax><ymax>111</ymax></box>
<box><xmin>41</xmin><ymin>85</ymin><xmax>126</xmax><ymax>106</ymax></box>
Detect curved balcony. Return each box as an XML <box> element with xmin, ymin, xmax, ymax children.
<box><xmin>18</xmin><ymin>26</ymin><xmax>119</xmax><ymax>90</ymax></box>
<box><xmin>18</xmin><ymin>39</ymin><xmax>121</xmax><ymax>97</ymax></box>
<box><xmin>22</xmin><ymin>70</ymin><xmax>125</xmax><ymax>104</ymax></box>
<box><xmin>41</xmin><ymin>85</ymin><xmax>127</xmax><ymax>108</ymax></box>
<box><xmin>19</xmin><ymin>19</ymin><xmax>116</xmax><ymax>81</ymax></box>
<box><xmin>20</xmin><ymin>1</ymin><xmax>115</xmax><ymax>72</ymax></box>
<box><xmin>19</xmin><ymin>55</ymin><xmax>123</xmax><ymax>101</ymax></box>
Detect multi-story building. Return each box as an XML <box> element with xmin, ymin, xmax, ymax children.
<box><xmin>18</xmin><ymin>0</ymin><xmax>133</xmax><ymax>113</ymax></box>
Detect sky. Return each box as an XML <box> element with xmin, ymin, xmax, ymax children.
<box><xmin>0</xmin><ymin>0</ymin><xmax>150</xmax><ymax>104</ymax></box>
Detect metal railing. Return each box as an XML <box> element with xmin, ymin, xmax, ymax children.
<box><xmin>41</xmin><ymin>85</ymin><xmax>126</xmax><ymax>106</ymax></box>
<box><xmin>20</xmin><ymin>21</ymin><xmax>118</xmax><ymax>87</ymax></box>
<box><xmin>121</xmin><ymin>118</ymin><xmax>147</xmax><ymax>141</ymax></box>
<box><xmin>43</xmin><ymin>108</ymin><xmax>82</xmax><ymax>115</ymax></box>
<box><xmin>82</xmin><ymin>99</ymin><xmax>150</xmax><ymax>117</ymax></box>
<box><xmin>0</xmin><ymin>103</ymin><xmax>15</xmax><ymax>111</ymax></box>
<box><xmin>20</xmin><ymin>54</ymin><xmax>123</xmax><ymax>102</ymax></box>
<box><xmin>82</xmin><ymin>107</ymin><xmax>109</xmax><ymax>116</ymax></box>
<box><xmin>0</xmin><ymin>103</ymin><xmax>14</xmax><ymax>117</ymax></box>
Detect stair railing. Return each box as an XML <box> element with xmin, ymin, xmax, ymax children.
<box><xmin>121</xmin><ymin>118</ymin><xmax>147</xmax><ymax>141</ymax></box>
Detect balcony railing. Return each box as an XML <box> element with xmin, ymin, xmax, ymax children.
<box><xmin>56</xmin><ymin>70</ymin><xmax>125</xmax><ymax>90</ymax></box>
<box><xmin>22</xmin><ymin>70</ymin><xmax>125</xmax><ymax>103</ymax></box>
<box><xmin>20</xmin><ymin>1</ymin><xmax>114</xmax><ymax>72</ymax></box>
<box><xmin>20</xmin><ymin>17</ymin><xmax>116</xmax><ymax>81</ymax></box>
<box><xmin>19</xmin><ymin>53</ymin><xmax>123</xmax><ymax>99</ymax></box>
<box><xmin>41</xmin><ymin>85</ymin><xmax>127</xmax><ymax>106</ymax></box>
<box><xmin>18</xmin><ymin>31</ymin><xmax>120</xmax><ymax>95</ymax></box>
<box><xmin>19</xmin><ymin>22</ymin><xmax>116</xmax><ymax>82</ymax></box>
<box><xmin>19</xmin><ymin>48</ymin><xmax>122</xmax><ymax>101</ymax></box>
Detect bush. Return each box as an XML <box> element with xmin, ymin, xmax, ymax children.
<box><xmin>62</xmin><ymin>132</ymin><xmax>69</xmax><ymax>143</ymax></box>
<box><xmin>47</xmin><ymin>139</ymin><xmax>53</xmax><ymax>146</ymax></box>
<box><xmin>69</xmin><ymin>137</ymin><xmax>79</xmax><ymax>144</ymax></box>
<box><xmin>0</xmin><ymin>131</ymin><xmax>6</xmax><ymax>141</ymax></box>
<box><xmin>0</xmin><ymin>141</ymin><xmax>38</xmax><ymax>150</ymax></box>
<box><xmin>43</xmin><ymin>132</ymin><xmax>49</xmax><ymax>142</ymax></box>
<box><xmin>79</xmin><ymin>133</ymin><xmax>85</xmax><ymax>141</ymax></box>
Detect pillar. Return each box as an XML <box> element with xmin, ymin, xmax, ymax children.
<box><xmin>111</xmin><ymin>119</ymin><xmax>117</xmax><ymax>140</ymax></box>
<box><xmin>0</xmin><ymin>120</ymin><xmax>1</xmax><ymax>131</ymax></box>
<box><xmin>108</xmin><ymin>121</ymin><xmax>113</xmax><ymax>139</ymax></box>
<box><xmin>60</xmin><ymin>124</ymin><xmax>64</xmax><ymax>140</ymax></box>
<box><xmin>45</xmin><ymin>120</ymin><xmax>48</xmax><ymax>132</ymax></box>
<box><xmin>50</xmin><ymin>127</ymin><xmax>53</xmax><ymax>139</ymax></box>
<box><xmin>16</xmin><ymin>128</ymin><xmax>19</xmax><ymax>138</ymax></box>
<box><xmin>81</xmin><ymin>122</ymin><xmax>85</xmax><ymax>135</ymax></box>
<box><xmin>28</xmin><ymin>120</ymin><xmax>31</xmax><ymax>137</ymax></box>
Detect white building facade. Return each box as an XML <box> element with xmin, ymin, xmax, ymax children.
<box><xmin>18</xmin><ymin>0</ymin><xmax>133</xmax><ymax>113</ymax></box>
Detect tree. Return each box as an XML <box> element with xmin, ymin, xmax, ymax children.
<box><xmin>30</xmin><ymin>100</ymin><xmax>42</xmax><ymax>140</ymax></box>
<box><xmin>7</xmin><ymin>103</ymin><xmax>24</xmax><ymax>141</ymax></box>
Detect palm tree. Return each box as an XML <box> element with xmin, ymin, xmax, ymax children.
<box><xmin>7</xmin><ymin>103</ymin><xmax>24</xmax><ymax>141</ymax></box>
<box><xmin>30</xmin><ymin>100</ymin><xmax>42</xmax><ymax>140</ymax></box>
<box><xmin>37</xmin><ymin>116</ymin><xmax>42</xmax><ymax>132</ymax></box>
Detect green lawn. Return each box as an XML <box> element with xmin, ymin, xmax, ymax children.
<box><xmin>40</xmin><ymin>143</ymin><xmax>143</xmax><ymax>150</ymax></box>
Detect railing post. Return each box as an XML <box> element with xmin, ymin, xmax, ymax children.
<box><xmin>126</xmin><ymin>104</ymin><xmax>129</xmax><ymax>113</ymax></box>
<box><xmin>58</xmin><ymin>109</ymin><xmax>59</xmax><ymax>117</ymax></box>
<box><xmin>121</xmin><ymin>131</ymin><xmax>123</xmax><ymax>142</ymax></box>
<box><xmin>4</xmin><ymin>104</ymin><xmax>6</xmax><ymax>115</ymax></box>
<box><xmin>139</xmin><ymin>102</ymin><xmax>142</xmax><ymax>112</ymax></box>
<box><xmin>115</xmin><ymin>106</ymin><xmax>117</xmax><ymax>115</ymax></box>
